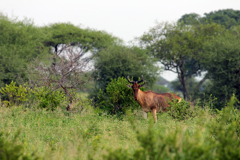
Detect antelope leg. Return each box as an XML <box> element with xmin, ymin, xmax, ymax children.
<box><xmin>143</xmin><ymin>111</ymin><xmax>148</xmax><ymax>119</ymax></box>
<box><xmin>151</xmin><ymin>108</ymin><xmax>157</xmax><ymax>123</ymax></box>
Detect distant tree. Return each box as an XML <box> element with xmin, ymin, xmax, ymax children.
<box><xmin>0</xmin><ymin>14</ymin><xmax>118</xmax><ymax>90</ymax></box>
<box><xmin>92</xmin><ymin>44</ymin><xmax>160</xmax><ymax>96</ymax></box>
<box><xmin>41</xmin><ymin>23</ymin><xmax>118</xmax><ymax>54</ymax></box>
<box><xmin>139</xmin><ymin>22</ymin><xmax>224</xmax><ymax>100</ymax></box>
<box><xmin>27</xmin><ymin>44</ymin><xmax>93</xmax><ymax>111</ymax></box>
<box><xmin>170</xmin><ymin>77</ymin><xmax>199</xmax><ymax>98</ymax></box>
<box><xmin>178</xmin><ymin>9</ymin><xmax>240</xmax><ymax>28</ymax></box>
<box><xmin>0</xmin><ymin>14</ymin><xmax>49</xmax><ymax>88</ymax></box>
<box><xmin>202</xmin><ymin>26</ymin><xmax>240</xmax><ymax>109</ymax></box>
<box><xmin>178</xmin><ymin>13</ymin><xmax>201</xmax><ymax>25</ymax></box>
<box><xmin>203</xmin><ymin>9</ymin><xmax>240</xmax><ymax>29</ymax></box>
<box><xmin>155</xmin><ymin>76</ymin><xmax>170</xmax><ymax>86</ymax></box>
<box><xmin>152</xmin><ymin>84</ymin><xmax>169</xmax><ymax>94</ymax></box>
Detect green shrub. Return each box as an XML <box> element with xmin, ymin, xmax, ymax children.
<box><xmin>104</xmin><ymin>96</ymin><xmax>240</xmax><ymax>160</ymax></box>
<box><xmin>208</xmin><ymin>96</ymin><xmax>240</xmax><ymax>159</ymax></box>
<box><xmin>0</xmin><ymin>130</ymin><xmax>40</xmax><ymax>160</ymax></box>
<box><xmin>104</xmin><ymin>121</ymin><xmax>213</xmax><ymax>160</ymax></box>
<box><xmin>0</xmin><ymin>81</ymin><xmax>31</xmax><ymax>107</ymax></box>
<box><xmin>32</xmin><ymin>86</ymin><xmax>66</xmax><ymax>111</ymax></box>
<box><xmin>168</xmin><ymin>99</ymin><xmax>198</xmax><ymax>121</ymax></box>
<box><xmin>97</xmin><ymin>77</ymin><xmax>145</xmax><ymax>115</ymax></box>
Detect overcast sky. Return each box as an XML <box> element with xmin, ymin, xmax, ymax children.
<box><xmin>1</xmin><ymin>0</ymin><xmax>240</xmax><ymax>81</ymax></box>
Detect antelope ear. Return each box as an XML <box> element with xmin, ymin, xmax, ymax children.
<box><xmin>139</xmin><ymin>82</ymin><xmax>145</xmax><ymax>88</ymax></box>
<box><xmin>126</xmin><ymin>84</ymin><xmax>132</xmax><ymax>88</ymax></box>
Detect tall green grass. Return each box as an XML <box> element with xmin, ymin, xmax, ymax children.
<box><xmin>1</xmin><ymin>97</ymin><xmax>240</xmax><ymax>159</ymax></box>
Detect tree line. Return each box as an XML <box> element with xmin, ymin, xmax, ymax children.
<box><xmin>0</xmin><ymin>9</ymin><xmax>240</xmax><ymax>109</ymax></box>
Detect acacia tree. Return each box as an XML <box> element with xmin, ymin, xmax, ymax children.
<box><xmin>27</xmin><ymin>44</ymin><xmax>93</xmax><ymax>110</ymax></box>
<box><xmin>139</xmin><ymin>22</ymin><xmax>224</xmax><ymax>100</ymax></box>
<box><xmin>41</xmin><ymin>23</ymin><xmax>118</xmax><ymax>54</ymax></box>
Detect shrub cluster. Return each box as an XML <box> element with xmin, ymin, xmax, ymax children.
<box><xmin>97</xmin><ymin>77</ymin><xmax>145</xmax><ymax>115</ymax></box>
<box><xmin>32</xmin><ymin>86</ymin><xmax>66</xmax><ymax>111</ymax></box>
<box><xmin>167</xmin><ymin>99</ymin><xmax>198</xmax><ymax>120</ymax></box>
<box><xmin>0</xmin><ymin>81</ymin><xmax>31</xmax><ymax>106</ymax></box>
<box><xmin>0</xmin><ymin>130</ymin><xmax>40</xmax><ymax>160</ymax></box>
<box><xmin>0</xmin><ymin>82</ymin><xmax>66</xmax><ymax>110</ymax></box>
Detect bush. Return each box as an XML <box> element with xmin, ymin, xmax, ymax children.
<box><xmin>97</xmin><ymin>77</ymin><xmax>145</xmax><ymax>115</ymax></box>
<box><xmin>168</xmin><ymin>99</ymin><xmax>198</xmax><ymax>121</ymax></box>
<box><xmin>0</xmin><ymin>130</ymin><xmax>40</xmax><ymax>160</ymax></box>
<box><xmin>103</xmin><ymin>95</ymin><xmax>240</xmax><ymax>160</ymax></box>
<box><xmin>32</xmin><ymin>86</ymin><xmax>66</xmax><ymax>111</ymax></box>
<box><xmin>0</xmin><ymin>81</ymin><xmax>31</xmax><ymax>107</ymax></box>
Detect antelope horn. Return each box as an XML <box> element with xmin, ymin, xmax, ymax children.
<box><xmin>127</xmin><ymin>76</ymin><xmax>134</xmax><ymax>84</ymax></box>
<box><xmin>137</xmin><ymin>75</ymin><xmax>144</xmax><ymax>84</ymax></box>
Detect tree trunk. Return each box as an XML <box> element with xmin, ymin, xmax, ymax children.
<box><xmin>61</xmin><ymin>85</ymin><xmax>74</xmax><ymax>111</ymax></box>
<box><xmin>180</xmin><ymin>70</ymin><xmax>190</xmax><ymax>101</ymax></box>
<box><xmin>194</xmin><ymin>73</ymin><xmax>209</xmax><ymax>92</ymax></box>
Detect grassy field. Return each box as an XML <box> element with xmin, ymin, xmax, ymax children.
<box><xmin>1</xmin><ymin>99</ymin><xmax>240</xmax><ymax>159</ymax></box>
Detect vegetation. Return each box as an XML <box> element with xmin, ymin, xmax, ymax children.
<box><xmin>1</xmin><ymin>8</ymin><xmax>240</xmax><ymax>160</ymax></box>
<box><xmin>92</xmin><ymin>45</ymin><xmax>159</xmax><ymax>92</ymax></box>
<box><xmin>202</xmin><ymin>26</ymin><xmax>240</xmax><ymax>109</ymax></box>
<box><xmin>0</xmin><ymin>14</ymin><xmax>49</xmax><ymax>88</ymax></box>
<box><xmin>139</xmin><ymin>22</ymin><xmax>224</xmax><ymax>100</ymax></box>
<box><xmin>0</xmin><ymin>95</ymin><xmax>240</xmax><ymax>159</ymax></box>
<box><xmin>96</xmin><ymin>77</ymin><xmax>145</xmax><ymax>115</ymax></box>
<box><xmin>179</xmin><ymin>9</ymin><xmax>240</xmax><ymax>28</ymax></box>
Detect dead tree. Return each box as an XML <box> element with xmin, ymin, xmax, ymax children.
<box><xmin>27</xmin><ymin>43</ymin><xmax>93</xmax><ymax>110</ymax></box>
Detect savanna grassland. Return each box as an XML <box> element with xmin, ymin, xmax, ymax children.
<box><xmin>1</xmin><ymin>9</ymin><xmax>240</xmax><ymax>160</ymax></box>
<box><xmin>1</xmin><ymin>96</ymin><xmax>240</xmax><ymax>160</ymax></box>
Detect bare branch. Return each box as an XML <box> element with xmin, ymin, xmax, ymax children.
<box><xmin>26</xmin><ymin>43</ymin><xmax>94</xmax><ymax>110</ymax></box>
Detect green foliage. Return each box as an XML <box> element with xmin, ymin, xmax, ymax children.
<box><xmin>208</xmin><ymin>95</ymin><xmax>240</xmax><ymax>159</ymax></box>
<box><xmin>203</xmin><ymin>9</ymin><xmax>240</xmax><ymax>29</ymax></box>
<box><xmin>0</xmin><ymin>14</ymin><xmax>49</xmax><ymax>87</ymax></box>
<box><xmin>202</xmin><ymin>26</ymin><xmax>240</xmax><ymax>109</ymax></box>
<box><xmin>42</xmin><ymin>23</ymin><xmax>118</xmax><ymax>54</ymax></box>
<box><xmin>1</xmin><ymin>95</ymin><xmax>240</xmax><ymax>159</ymax></box>
<box><xmin>170</xmin><ymin>77</ymin><xmax>199</xmax><ymax>100</ymax></box>
<box><xmin>92</xmin><ymin>44</ymin><xmax>159</xmax><ymax>95</ymax></box>
<box><xmin>0</xmin><ymin>130</ymin><xmax>40</xmax><ymax>160</ymax></box>
<box><xmin>104</xmin><ymin>100</ymin><xmax>240</xmax><ymax>160</ymax></box>
<box><xmin>151</xmin><ymin>84</ymin><xmax>169</xmax><ymax>93</ymax></box>
<box><xmin>32</xmin><ymin>86</ymin><xmax>66</xmax><ymax>111</ymax></box>
<box><xmin>0</xmin><ymin>14</ymin><xmax>117</xmax><ymax>88</ymax></box>
<box><xmin>178</xmin><ymin>13</ymin><xmax>201</xmax><ymax>25</ymax></box>
<box><xmin>104</xmin><ymin>121</ymin><xmax>213</xmax><ymax>160</ymax></box>
<box><xmin>178</xmin><ymin>9</ymin><xmax>240</xmax><ymax>29</ymax></box>
<box><xmin>168</xmin><ymin>99</ymin><xmax>198</xmax><ymax>121</ymax></box>
<box><xmin>214</xmin><ymin>94</ymin><xmax>240</xmax><ymax>137</ymax></box>
<box><xmin>139</xmin><ymin>21</ymin><xmax>224</xmax><ymax>100</ymax></box>
<box><xmin>0</xmin><ymin>81</ymin><xmax>31</xmax><ymax>106</ymax></box>
<box><xmin>97</xmin><ymin>77</ymin><xmax>145</xmax><ymax>115</ymax></box>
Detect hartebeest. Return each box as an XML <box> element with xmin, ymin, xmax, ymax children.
<box><xmin>126</xmin><ymin>76</ymin><xmax>181</xmax><ymax>122</ymax></box>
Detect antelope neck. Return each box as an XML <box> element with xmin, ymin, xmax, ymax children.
<box><xmin>136</xmin><ymin>89</ymin><xmax>144</xmax><ymax>105</ymax></box>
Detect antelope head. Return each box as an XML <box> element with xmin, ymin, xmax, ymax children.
<box><xmin>126</xmin><ymin>76</ymin><xmax>145</xmax><ymax>100</ymax></box>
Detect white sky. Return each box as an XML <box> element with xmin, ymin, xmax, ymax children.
<box><xmin>1</xmin><ymin>0</ymin><xmax>240</xmax><ymax>81</ymax></box>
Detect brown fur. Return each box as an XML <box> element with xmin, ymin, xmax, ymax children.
<box><xmin>128</xmin><ymin>83</ymin><xmax>181</xmax><ymax>122</ymax></box>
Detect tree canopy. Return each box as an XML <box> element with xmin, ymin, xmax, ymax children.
<box><xmin>202</xmin><ymin>26</ymin><xmax>240</xmax><ymax>109</ymax></box>
<box><xmin>0</xmin><ymin>14</ymin><xmax>118</xmax><ymax>88</ymax></box>
<box><xmin>179</xmin><ymin>9</ymin><xmax>240</xmax><ymax>28</ymax></box>
<box><xmin>139</xmin><ymin>22</ymin><xmax>224</xmax><ymax>100</ymax></box>
<box><xmin>92</xmin><ymin>44</ymin><xmax>160</xmax><ymax>93</ymax></box>
<box><xmin>0</xmin><ymin>14</ymin><xmax>49</xmax><ymax>87</ymax></box>
<box><xmin>41</xmin><ymin>23</ymin><xmax>118</xmax><ymax>54</ymax></box>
